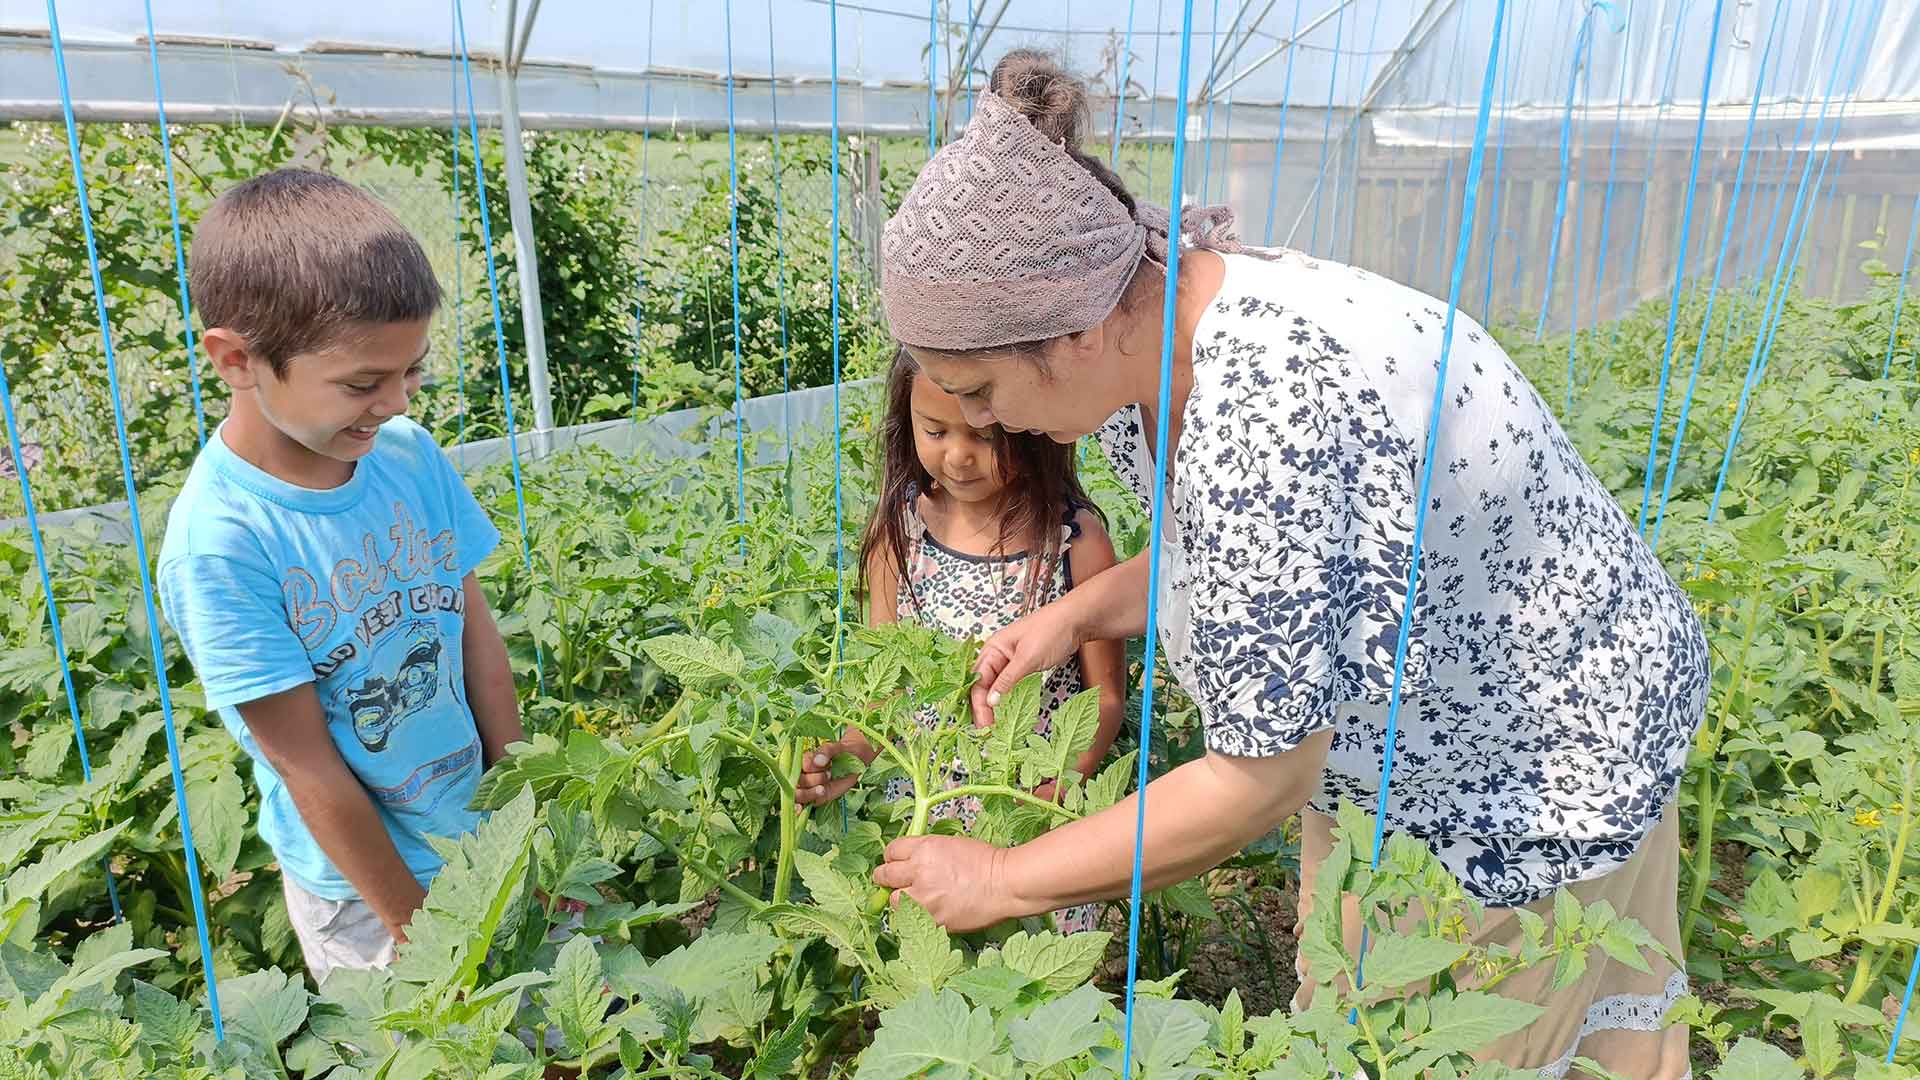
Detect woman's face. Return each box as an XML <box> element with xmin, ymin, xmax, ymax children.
<box><xmin>907</xmin><ymin>340</ymin><xmax>1123</xmax><ymax>445</ymax></box>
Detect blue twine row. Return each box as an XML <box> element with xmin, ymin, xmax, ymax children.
<box><xmin>723</xmin><ymin>0</ymin><xmax>750</xmax><ymax>559</ymax></box>
<box><xmin>449</xmin><ymin>2</ymin><xmax>471</xmax><ymax>444</ymax></box>
<box><xmin>1355</xmin><ymin>0</ymin><xmax>1512</xmax><ymax>998</ymax></box>
<box><xmin>1560</xmin><ymin>4</ymin><xmax>1606</xmax><ymax>410</ymax></box>
<box><xmin>1476</xmin><ymin>0</ymin><xmax>1532</xmax><ymax>318</ymax></box>
<box><xmin>1120</xmin><ymin>2</ymin><xmax>1197</xmax><ymax>1071</ymax></box>
<box><xmin>453</xmin><ymin>0</ymin><xmax>545</xmax><ymax>694</ymax></box>
<box><xmin>632</xmin><ymin>0</ymin><xmax>657</xmax><ymax>421</ymax></box>
<box><xmin>1111</xmin><ymin>0</ymin><xmax>1139</xmax><ymax>173</ymax></box>
<box><xmin>1877</xmin><ymin>193</ymin><xmax>1920</xmax><ymax>386</ymax></box>
<box><xmin>1260</xmin><ymin>0</ymin><xmax>1305</xmax><ymax>247</ymax></box>
<box><xmin>1611</xmin><ymin>0</ymin><xmax>1697</xmax><ymax>323</ymax></box>
<box><xmin>1586</xmin><ymin>0</ymin><xmax>1636</xmax><ymax>333</ymax></box>
<box><xmin>767</xmin><ymin>0</ymin><xmax>797</xmax><ymax>472</ymax></box>
<box><xmin>1536</xmin><ymin>6</ymin><xmax>1601</xmax><ymax>345</ymax></box>
<box><xmin>1198</xmin><ymin>0</ymin><xmax>1222</xmax><ymax>206</ymax></box>
<box><xmin>45</xmin><ymin>0</ymin><xmax>222</xmax><ymax>1035</ymax></box>
<box><xmin>829</xmin><ymin>0</ymin><xmax>850</xmax><ymax>832</ymax></box>
<box><xmin>1306</xmin><ymin>0</ymin><xmax>1347</xmax><ymax>256</ymax></box>
<box><xmin>1700</xmin><ymin>0</ymin><xmax>1875</xmax><ymax>537</ymax></box>
<box><xmin>1634</xmin><ymin>0</ymin><xmax>1730</xmax><ymax>541</ymax></box>
<box><xmin>1645</xmin><ymin>0</ymin><xmax>1788</xmax><ymax>550</ymax></box>
<box><xmin>141</xmin><ymin>0</ymin><xmax>205</xmax><ymax>451</ymax></box>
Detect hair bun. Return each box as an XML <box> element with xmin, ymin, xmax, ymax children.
<box><xmin>988</xmin><ymin>49</ymin><xmax>1087</xmax><ymax>150</ymax></box>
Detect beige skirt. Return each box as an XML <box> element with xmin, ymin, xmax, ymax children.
<box><xmin>1294</xmin><ymin>804</ymin><xmax>1693</xmax><ymax>1080</ymax></box>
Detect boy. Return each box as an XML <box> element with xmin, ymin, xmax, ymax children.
<box><xmin>157</xmin><ymin>168</ymin><xmax>524</xmax><ymax>986</ymax></box>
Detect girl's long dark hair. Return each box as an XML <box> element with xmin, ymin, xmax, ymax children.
<box><xmin>859</xmin><ymin>349</ymin><xmax>1104</xmax><ymax>616</ymax></box>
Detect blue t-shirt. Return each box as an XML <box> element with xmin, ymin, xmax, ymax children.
<box><xmin>157</xmin><ymin>417</ymin><xmax>502</xmax><ymax>900</ymax></box>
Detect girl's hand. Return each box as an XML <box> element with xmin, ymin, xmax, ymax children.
<box><xmin>971</xmin><ymin>601</ymin><xmax>1083</xmax><ymax>728</ymax></box>
<box><xmin>796</xmin><ymin>731</ymin><xmax>878</xmax><ymax>807</ymax></box>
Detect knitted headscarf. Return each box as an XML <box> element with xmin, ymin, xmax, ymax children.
<box><xmin>881</xmin><ymin>90</ymin><xmax>1245</xmax><ymax>352</ymax></box>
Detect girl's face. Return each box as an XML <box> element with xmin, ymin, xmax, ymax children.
<box><xmin>909</xmin><ymin>374</ymin><xmax>1008</xmax><ymax>506</ymax></box>
<box><xmin>907</xmin><ymin>339</ymin><xmax>1121</xmax><ymax>445</ymax></box>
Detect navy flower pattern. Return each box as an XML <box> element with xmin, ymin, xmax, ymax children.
<box><xmin>1095</xmin><ymin>251</ymin><xmax>1710</xmax><ymax>906</ymax></box>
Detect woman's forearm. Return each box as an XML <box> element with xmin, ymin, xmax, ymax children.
<box><xmin>1066</xmin><ymin>549</ymin><xmax>1153</xmax><ymax>646</ymax></box>
<box><xmin>995</xmin><ymin>733</ymin><xmax>1330</xmax><ymax>914</ymax></box>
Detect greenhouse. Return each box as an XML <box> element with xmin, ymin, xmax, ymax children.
<box><xmin>0</xmin><ymin>0</ymin><xmax>1917</xmax><ymax>1076</ymax></box>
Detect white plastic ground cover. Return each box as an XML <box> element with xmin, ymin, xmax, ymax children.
<box><xmin>0</xmin><ymin>378</ymin><xmax>878</xmax><ymax>547</ymax></box>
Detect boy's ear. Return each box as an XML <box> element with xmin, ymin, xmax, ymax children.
<box><xmin>202</xmin><ymin>327</ymin><xmax>265</xmax><ymax>390</ymax></box>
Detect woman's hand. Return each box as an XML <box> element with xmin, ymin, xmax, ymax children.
<box><xmin>971</xmin><ymin>600</ymin><xmax>1084</xmax><ymax>727</ymax></box>
<box><xmin>872</xmin><ymin>834</ymin><xmax>1021</xmax><ymax>932</ymax></box>
<box><xmin>795</xmin><ymin>730</ymin><xmax>879</xmax><ymax>807</ymax></box>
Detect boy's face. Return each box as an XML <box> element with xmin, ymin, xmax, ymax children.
<box><xmin>213</xmin><ymin>319</ymin><xmax>430</xmax><ymax>469</ymax></box>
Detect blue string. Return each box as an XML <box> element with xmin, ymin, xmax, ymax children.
<box><xmin>0</xmin><ymin>287</ymin><xmax>121</xmax><ymax>925</ymax></box>
<box><xmin>1426</xmin><ymin>0</ymin><xmax>1473</xmax><ymax>287</ymax></box>
<box><xmin>1535</xmin><ymin>7</ymin><xmax>1599</xmax><ymax>343</ymax></box>
<box><xmin>1560</xmin><ymin>9</ymin><xmax>1603</xmax><ymax>410</ymax></box>
<box><xmin>1120</xmin><ymin>2</ymin><xmax>1196</xmax><ymax>1071</ymax></box>
<box><xmin>928</xmin><ymin>0</ymin><xmax>939</xmax><ymax>157</ymax></box>
<box><xmin>1476</xmin><ymin>0</ymin><xmax>1531</xmax><ymax>318</ymax></box>
<box><xmin>1111</xmin><ymin>0</ymin><xmax>1138</xmax><ymax>171</ymax></box>
<box><xmin>1146</xmin><ymin>0</ymin><xmax>1169</xmax><ymax>201</ymax></box>
<box><xmin>44</xmin><ymin>0</ymin><xmax>221</xmax><ymax>1035</ymax></box>
<box><xmin>1646</xmin><ymin>0</ymin><xmax>1787</xmax><ymax>550</ymax></box>
<box><xmin>1701</xmin><ymin>0</ymin><xmax>1872</xmax><ymax>536</ymax></box>
<box><xmin>1877</xmin><ymin>193</ymin><xmax>1920</xmax><ymax>386</ymax></box>
<box><xmin>1714</xmin><ymin>9</ymin><xmax>1825</xmax><ymax>366</ymax></box>
<box><xmin>1306</xmin><ymin>0</ymin><xmax>1346</xmax><ymax>256</ymax></box>
<box><xmin>1354</xmin><ymin>0</ymin><xmax>1511</xmax><ymax>999</ymax></box>
<box><xmin>141</xmin><ymin>0</ymin><xmax>204</xmax><ymax>451</ymax></box>
<box><xmin>632</xmin><ymin>0</ymin><xmax>656</xmax><ymax>421</ymax></box>
<box><xmin>963</xmin><ymin>0</ymin><xmax>975</xmax><ymax>121</ymax></box>
<box><xmin>1587</xmin><ymin>0</ymin><xmax>1635</xmax><ymax>331</ymax></box>
<box><xmin>448</xmin><ymin>3</ymin><xmax>471</xmax><ymax>445</ymax></box>
<box><xmin>454</xmin><ymin>0</ymin><xmax>545</xmax><ymax>694</ymax></box>
<box><xmin>1893</xmin><ymin>945</ymin><xmax>1920</xmax><ymax>1063</ymax></box>
<box><xmin>1612</xmin><ymin>0</ymin><xmax>1696</xmax><ymax>321</ymax></box>
<box><xmin>1260</xmin><ymin>0</ymin><xmax>1305</xmax><ymax>246</ymax></box>
<box><xmin>1333</xmin><ymin>0</ymin><xmax>1385</xmax><ymax>263</ymax></box>
<box><xmin>1198</xmin><ymin>0</ymin><xmax>1221</xmax><ymax>206</ymax></box>
<box><xmin>723</xmin><ymin>0</ymin><xmax>750</xmax><ymax>559</ymax></box>
<box><xmin>829</xmin><ymin>0</ymin><xmax>850</xmax><ymax>833</ymax></box>
<box><xmin>767</xmin><ymin>0</ymin><xmax>796</xmax><ymax>471</ymax></box>
<box><xmin>1633</xmin><ymin>0</ymin><xmax>1728</xmax><ymax>540</ymax></box>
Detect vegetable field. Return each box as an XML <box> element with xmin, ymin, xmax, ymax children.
<box><xmin>2</xmin><ymin>274</ymin><xmax>1917</xmax><ymax>1078</ymax></box>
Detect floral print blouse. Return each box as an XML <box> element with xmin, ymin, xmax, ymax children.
<box><xmin>1094</xmin><ymin>250</ymin><xmax>1710</xmax><ymax>906</ymax></box>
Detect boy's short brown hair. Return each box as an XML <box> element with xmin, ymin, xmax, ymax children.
<box><xmin>189</xmin><ymin>169</ymin><xmax>442</xmax><ymax>376</ymax></box>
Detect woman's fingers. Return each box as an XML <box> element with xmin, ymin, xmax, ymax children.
<box><xmin>795</xmin><ymin>740</ymin><xmax>865</xmax><ymax>806</ymax></box>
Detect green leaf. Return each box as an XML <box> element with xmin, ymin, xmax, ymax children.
<box><xmin>1151</xmin><ymin>877</ymin><xmax>1218</xmax><ymax>922</ymax></box>
<box><xmin>1795</xmin><ymin>868</ymin><xmax>1843</xmax><ymax>923</ymax></box>
<box><xmin>855</xmin><ymin>989</ymin><xmax>1004</xmax><ymax>1080</ymax></box>
<box><xmin>543</xmin><ymin>934</ymin><xmax>612</xmax><ymax>1057</ymax></box>
<box><xmin>794</xmin><ymin>848</ymin><xmax>868</xmax><ymax>920</ymax></box>
<box><xmin>217</xmin><ymin>968</ymin><xmax>310</xmax><ymax>1058</ymax></box>
<box><xmin>1000</xmin><ymin>929</ymin><xmax>1113</xmax><ymax>993</ymax></box>
<box><xmin>751</xmin><ymin>1015</ymin><xmax>810</xmax><ymax>1080</ymax></box>
<box><xmin>1078</xmin><ymin>750</ymin><xmax>1138</xmax><ymax>815</ymax></box>
<box><xmin>131</xmin><ymin>979</ymin><xmax>202</xmax><ymax>1061</ymax></box>
<box><xmin>3</xmin><ymin>823</ymin><xmax>126</xmax><ymax>938</ymax></box>
<box><xmin>1026</xmin><ymin>688</ymin><xmax>1100</xmax><ymax>789</ymax></box>
<box><xmin>1357</xmin><ymin>933</ymin><xmax>1469</xmax><ymax>993</ymax></box>
<box><xmin>638</xmin><ymin>930</ymin><xmax>781</xmax><ymax>1002</ymax></box>
<box><xmin>945</xmin><ymin>965</ymin><xmax>1041</xmax><ymax>1009</ymax></box>
<box><xmin>21</xmin><ymin>723</ymin><xmax>72</xmax><ymax>781</ymax></box>
<box><xmin>1007</xmin><ymin>982</ymin><xmax>1109</xmax><ymax>1069</ymax></box>
<box><xmin>1126</xmin><ymin>996</ymin><xmax>1212</xmax><ymax>1073</ymax></box>
<box><xmin>1738</xmin><ymin>868</ymin><xmax>1798</xmax><ymax>941</ymax></box>
<box><xmin>878</xmin><ymin>897</ymin><xmax>964</xmax><ymax>1003</ymax></box>
<box><xmin>387</xmin><ymin>785</ymin><xmax>540</xmax><ymax>996</ymax></box>
<box><xmin>641</xmin><ymin>634</ymin><xmax>745</xmax><ymax>685</ymax></box>
<box><xmin>1710</xmin><ymin>1038</ymin><xmax>1803</xmax><ymax>1080</ymax></box>
<box><xmin>187</xmin><ymin>764</ymin><xmax>245</xmax><ymax>882</ymax></box>
<box><xmin>1219</xmin><ymin>988</ymin><xmax>1245</xmax><ymax>1063</ymax></box>
<box><xmin>1405</xmin><ymin>991</ymin><xmax>1544</xmax><ymax>1055</ymax></box>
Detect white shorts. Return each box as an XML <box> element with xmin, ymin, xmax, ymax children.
<box><xmin>281</xmin><ymin>875</ymin><xmax>397</xmax><ymax>987</ymax></box>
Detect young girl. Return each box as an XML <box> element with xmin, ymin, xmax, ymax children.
<box><xmin>795</xmin><ymin>350</ymin><xmax>1126</xmax><ymax>934</ymax></box>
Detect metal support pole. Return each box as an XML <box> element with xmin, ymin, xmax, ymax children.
<box><xmin>496</xmin><ymin>0</ymin><xmax>556</xmax><ymax>446</ymax></box>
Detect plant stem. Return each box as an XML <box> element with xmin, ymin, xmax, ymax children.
<box><xmin>933</xmin><ymin>784</ymin><xmax>1081</xmax><ymax>823</ymax></box>
<box><xmin>773</xmin><ymin>740</ymin><xmax>799</xmax><ymax>905</ymax></box>
<box><xmin>1847</xmin><ymin>753</ymin><xmax>1917</xmax><ymax>1006</ymax></box>
<box><xmin>630</xmin><ymin>820</ymin><xmax>766</xmax><ymax>914</ymax></box>
<box><xmin>1682</xmin><ymin>593</ymin><xmax>1764</xmax><ymax>945</ymax></box>
<box><xmin>1350</xmin><ymin>997</ymin><xmax>1394</xmax><ymax>1077</ymax></box>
